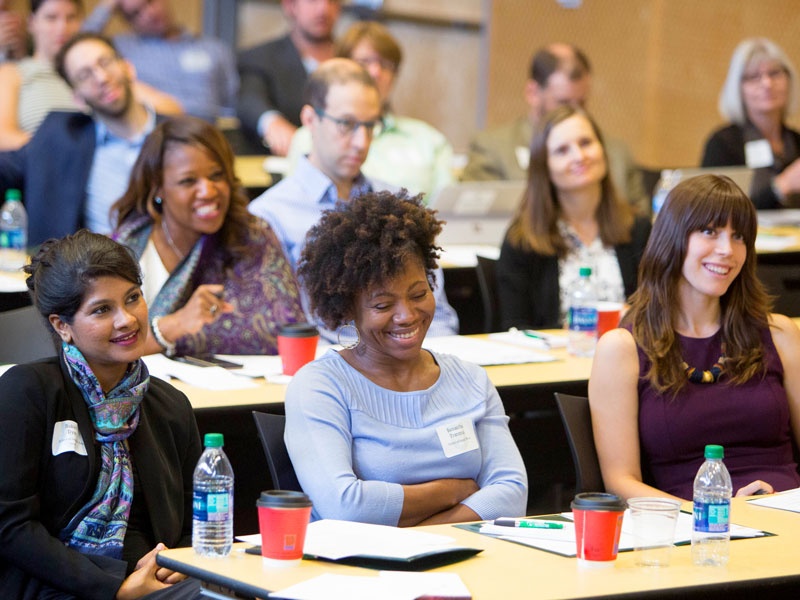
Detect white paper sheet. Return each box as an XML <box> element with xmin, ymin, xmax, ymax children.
<box><xmin>439</xmin><ymin>245</ymin><xmax>501</xmax><ymax>267</ymax></box>
<box><xmin>480</xmin><ymin>510</ymin><xmax>765</xmax><ymax>558</ymax></box>
<box><xmin>488</xmin><ymin>329</ymin><xmax>568</xmax><ymax>350</ymax></box>
<box><xmin>302</xmin><ymin>519</ymin><xmax>458</xmax><ymax>560</ymax></box>
<box><xmin>142</xmin><ymin>354</ymin><xmax>258</xmax><ymax>390</ymax></box>
<box><xmin>0</xmin><ymin>364</ymin><xmax>14</xmax><ymax>378</ymax></box>
<box><xmin>748</xmin><ymin>487</ymin><xmax>800</xmax><ymax>513</ymax></box>
<box><xmin>0</xmin><ymin>273</ymin><xmax>27</xmax><ymax>292</ymax></box>
<box><xmin>422</xmin><ymin>335</ymin><xmax>556</xmax><ymax>366</ymax></box>
<box><xmin>269</xmin><ymin>572</ymin><xmax>471</xmax><ymax>600</ymax></box>
<box><xmin>755</xmin><ymin>233</ymin><xmax>798</xmax><ymax>252</ymax></box>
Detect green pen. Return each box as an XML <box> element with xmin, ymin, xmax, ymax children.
<box><xmin>493</xmin><ymin>518</ymin><xmax>564</xmax><ymax>529</ymax></box>
<box><xmin>521</xmin><ymin>330</ymin><xmax>551</xmax><ymax>347</ymax></box>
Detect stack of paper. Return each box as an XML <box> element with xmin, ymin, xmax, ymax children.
<box><xmin>422</xmin><ymin>335</ymin><xmax>555</xmax><ymax>366</ymax></box>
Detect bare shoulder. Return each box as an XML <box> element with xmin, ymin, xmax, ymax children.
<box><xmin>768</xmin><ymin>313</ymin><xmax>800</xmax><ymax>355</ymax></box>
<box><xmin>0</xmin><ymin>62</ymin><xmax>20</xmax><ymax>86</ymax></box>
<box><xmin>595</xmin><ymin>327</ymin><xmax>638</xmax><ymax>361</ymax></box>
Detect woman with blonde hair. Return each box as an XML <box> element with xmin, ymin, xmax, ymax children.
<box><xmin>590</xmin><ymin>174</ymin><xmax>800</xmax><ymax>501</ymax></box>
<box><xmin>702</xmin><ymin>38</ymin><xmax>800</xmax><ymax>208</ymax></box>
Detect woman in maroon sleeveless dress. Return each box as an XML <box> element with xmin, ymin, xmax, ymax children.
<box><xmin>589</xmin><ymin>174</ymin><xmax>800</xmax><ymax>500</ymax></box>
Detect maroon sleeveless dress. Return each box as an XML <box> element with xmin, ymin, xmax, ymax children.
<box><xmin>636</xmin><ymin>326</ymin><xmax>800</xmax><ymax>499</ymax></box>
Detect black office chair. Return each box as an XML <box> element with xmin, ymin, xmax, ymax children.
<box><xmin>554</xmin><ymin>393</ymin><xmax>605</xmax><ymax>494</ymax></box>
<box><xmin>475</xmin><ymin>255</ymin><xmax>500</xmax><ymax>333</ymax></box>
<box><xmin>251</xmin><ymin>411</ymin><xmax>302</xmax><ymax>492</ymax></box>
<box><xmin>756</xmin><ymin>263</ymin><xmax>800</xmax><ymax>317</ymax></box>
<box><xmin>0</xmin><ymin>305</ymin><xmax>56</xmax><ymax>365</ymax></box>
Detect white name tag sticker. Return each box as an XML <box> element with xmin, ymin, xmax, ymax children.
<box><xmin>52</xmin><ymin>420</ymin><xmax>87</xmax><ymax>457</ymax></box>
<box><xmin>745</xmin><ymin>139</ymin><xmax>774</xmax><ymax>169</ymax></box>
<box><xmin>436</xmin><ymin>417</ymin><xmax>479</xmax><ymax>458</ymax></box>
<box><xmin>179</xmin><ymin>48</ymin><xmax>212</xmax><ymax>72</ymax></box>
<box><xmin>515</xmin><ymin>146</ymin><xmax>530</xmax><ymax>170</ymax></box>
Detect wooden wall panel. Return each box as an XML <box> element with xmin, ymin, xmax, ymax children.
<box><xmin>487</xmin><ymin>0</ymin><xmax>800</xmax><ymax>167</ymax></box>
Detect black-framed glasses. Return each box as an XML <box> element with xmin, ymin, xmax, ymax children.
<box><xmin>314</xmin><ymin>108</ymin><xmax>383</xmax><ymax>137</ymax></box>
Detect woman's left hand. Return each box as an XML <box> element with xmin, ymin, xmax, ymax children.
<box><xmin>735</xmin><ymin>480</ymin><xmax>774</xmax><ymax>497</ymax></box>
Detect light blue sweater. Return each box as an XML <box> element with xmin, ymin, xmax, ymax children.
<box><xmin>284</xmin><ymin>350</ymin><xmax>528</xmax><ymax>525</ymax></box>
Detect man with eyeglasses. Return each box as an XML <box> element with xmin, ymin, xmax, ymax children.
<box><xmin>249</xmin><ymin>58</ymin><xmax>459</xmax><ymax>339</ymax></box>
<box><xmin>0</xmin><ymin>32</ymin><xmax>156</xmax><ymax>246</ymax></box>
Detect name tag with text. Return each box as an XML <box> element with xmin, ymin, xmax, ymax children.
<box><xmin>52</xmin><ymin>420</ymin><xmax>88</xmax><ymax>456</ymax></box>
<box><xmin>436</xmin><ymin>417</ymin><xmax>479</xmax><ymax>458</ymax></box>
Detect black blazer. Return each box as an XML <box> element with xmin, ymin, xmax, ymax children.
<box><xmin>0</xmin><ymin>357</ymin><xmax>201</xmax><ymax>600</ymax></box>
<box><xmin>496</xmin><ymin>215</ymin><xmax>652</xmax><ymax>330</ymax></box>
<box><xmin>701</xmin><ymin>122</ymin><xmax>800</xmax><ymax>209</ymax></box>
<box><xmin>237</xmin><ymin>34</ymin><xmax>308</xmax><ymax>148</ymax></box>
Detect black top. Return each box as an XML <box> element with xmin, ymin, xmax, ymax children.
<box><xmin>496</xmin><ymin>215</ymin><xmax>651</xmax><ymax>330</ymax></box>
<box><xmin>0</xmin><ymin>357</ymin><xmax>202</xmax><ymax>600</ymax></box>
<box><xmin>701</xmin><ymin>122</ymin><xmax>800</xmax><ymax>209</ymax></box>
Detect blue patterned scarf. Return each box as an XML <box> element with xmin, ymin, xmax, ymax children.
<box><xmin>59</xmin><ymin>342</ymin><xmax>149</xmax><ymax>558</ymax></box>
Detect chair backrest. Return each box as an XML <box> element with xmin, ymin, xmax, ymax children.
<box><xmin>0</xmin><ymin>305</ymin><xmax>56</xmax><ymax>365</ymax></box>
<box><xmin>251</xmin><ymin>411</ymin><xmax>302</xmax><ymax>492</ymax></box>
<box><xmin>475</xmin><ymin>255</ymin><xmax>500</xmax><ymax>333</ymax></box>
<box><xmin>756</xmin><ymin>263</ymin><xmax>800</xmax><ymax>317</ymax></box>
<box><xmin>554</xmin><ymin>393</ymin><xmax>605</xmax><ymax>494</ymax></box>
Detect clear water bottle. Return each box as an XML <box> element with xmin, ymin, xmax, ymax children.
<box><xmin>691</xmin><ymin>444</ymin><xmax>732</xmax><ymax>566</ymax></box>
<box><xmin>567</xmin><ymin>267</ymin><xmax>598</xmax><ymax>357</ymax></box>
<box><xmin>0</xmin><ymin>189</ymin><xmax>27</xmax><ymax>271</ymax></box>
<box><xmin>193</xmin><ymin>433</ymin><xmax>234</xmax><ymax>557</ymax></box>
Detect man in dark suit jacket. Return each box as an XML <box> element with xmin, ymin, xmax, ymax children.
<box><xmin>237</xmin><ymin>0</ymin><xmax>340</xmax><ymax>156</ymax></box>
<box><xmin>0</xmin><ymin>33</ymin><xmax>154</xmax><ymax>246</ymax></box>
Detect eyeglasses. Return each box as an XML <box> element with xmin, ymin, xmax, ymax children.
<box><xmin>354</xmin><ymin>56</ymin><xmax>398</xmax><ymax>73</ymax></box>
<box><xmin>741</xmin><ymin>67</ymin><xmax>787</xmax><ymax>85</ymax></box>
<box><xmin>71</xmin><ymin>54</ymin><xmax>121</xmax><ymax>86</ymax></box>
<box><xmin>314</xmin><ymin>108</ymin><xmax>383</xmax><ymax>137</ymax></box>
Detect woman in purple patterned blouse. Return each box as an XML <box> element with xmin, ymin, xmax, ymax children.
<box><xmin>112</xmin><ymin>115</ymin><xmax>305</xmax><ymax>356</ymax></box>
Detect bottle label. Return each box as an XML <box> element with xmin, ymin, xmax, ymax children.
<box><xmin>193</xmin><ymin>490</ymin><xmax>231</xmax><ymax>522</ymax></box>
<box><xmin>0</xmin><ymin>229</ymin><xmax>25</xmax><ymax>250</ymax></box>
<box><xmin>693</xmin><ymin>499</ymin><xmax>730</xmax><ymax>533</ymax></box>
<box><xmin>569</xmin><ymin>306</ymin><xmax>598</xmax><ymax>332</ymax></box>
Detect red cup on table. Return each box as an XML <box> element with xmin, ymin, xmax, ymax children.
<box><xmin>571</xmin><ymin>492</ymin><xmax>626</xmax><ymax>567</ymax></box>
<box><xmin>256</xmin><ymin>490</ymin><xmax>313</xmax><ymax>565</ymax></box>
<box><xmin>277</xmin><ymin>323</ymin><xmax>319</xmax><ymax>376</ymax></box>
<box><xmin>596</xmin><ymin>302</ymin><xmax>623</xmax><ymax>339</ymax></box>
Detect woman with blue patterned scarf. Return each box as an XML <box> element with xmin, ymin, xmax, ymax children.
<box><xmin>0</xmin><ymin>230</ymin><xmax>203</xmax><ymax>599</ymax></box>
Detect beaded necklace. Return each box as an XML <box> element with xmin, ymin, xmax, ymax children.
<box><xmin>682</xmin><ymin>353</ymin><xmax>725</xmax><ymax>383</ymax></box>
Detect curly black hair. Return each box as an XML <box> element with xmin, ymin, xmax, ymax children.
<box><xmin>298</xmin><ymin>190</ymin><xmax>444</xmax><ymax>330</ymax></box>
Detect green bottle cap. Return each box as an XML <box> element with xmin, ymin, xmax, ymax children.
<box><xmin>5</xmin><ymin>189</ymin><xmax>21</xmax><ymax>202</ymax></box>
<box><xmin>204</xmin><ymin>433</ymin><xmax>224</xmax><ymax>447</ymax></box>
<box><xmin>704</xmin><ymin>444</ymin><xmax>723</xmax><ymax>459</ymax></box>
<box><xmin>579</xmin><ymin>267</ymin><xmax>592</xmax><ymax>277</ymax></box>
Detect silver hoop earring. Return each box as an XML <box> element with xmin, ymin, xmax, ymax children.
<box><xmin>337</xmin><ymin>322</ymin><xmax>360</xmax><ymax>349</ymax></box>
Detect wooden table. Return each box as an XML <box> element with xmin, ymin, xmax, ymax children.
<box><xmin>158</xmin><ymin>497</ymin><xmax>800</xmax><ymax>599</ymax></box>
<box><xmin>234</xmin><ymin>155</ymin><xmax>272</xmax><ymax>190</ymax></box>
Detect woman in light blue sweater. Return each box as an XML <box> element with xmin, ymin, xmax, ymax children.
<box><xmin>286</xmin><ymin>190</ymin><xmax>528</xmax><ymax>527</ymax></box>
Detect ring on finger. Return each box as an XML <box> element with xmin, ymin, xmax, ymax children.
<box><xmin>210</xmin><ymin>304</ymin><xmax>218</xmax><ymax>315</ymax></box>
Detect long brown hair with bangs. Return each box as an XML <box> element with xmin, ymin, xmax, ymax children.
<box><xmin>506</xmin><ymin>106</ymin><xmax>634</xmax><ymax>255</ymax></box>
<box><xmin>112</xmin><ymin>115</ymin><xmax>255</xmax><ymax>262</ymax></box>
<box><xmin>626</xmin><ymin>174</ymin><xmax>772</xmax><ymax>395</ymax></box>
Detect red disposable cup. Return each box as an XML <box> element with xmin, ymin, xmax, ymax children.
<box><xmin>256</xmin><ymin>490</ymin><xmax>313</xmax><ymax>564</ymax></box>
<box><xmin>277</xmin><ymin>323</ymin><xmax>319</xmax><ymax>376</ymax></box>
<box><xmin>597</xmin><ymin>302</ymin><xmax>623</xmax><ymax>339</ymax></box>
<box><xmin>571</xmin><ymin>492</ymin><xmax>626</xmax><ymax>567</ymax></box>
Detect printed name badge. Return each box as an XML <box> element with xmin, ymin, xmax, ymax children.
<box><xmin>515</xmin><ymin>146</ymin><xmax>531</xmax><ymax>170</ymax></box>
<box><xmin>52</xmin><ymin>420</ymin><xmax>88</xmax><ymax>456</ymax></box>
<box><xmin>436</xmin><ymin>417</ymin><xmax>479</xmax><ymax>458</ymax></box>
<box><xmin>179</xmin><ymin>49</ymin><xmax>212</xmax><ymax>73</ymax></box>
<box><xmin>744</xmin><ymin>139</ymin><xmax>774</xmax><ymax>169</ymax></box>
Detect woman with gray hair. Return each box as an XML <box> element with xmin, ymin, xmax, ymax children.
<box><xmin>701</xmin><ymin>38</ymin><xmax>800</xmax><ymax>209</ymax></box>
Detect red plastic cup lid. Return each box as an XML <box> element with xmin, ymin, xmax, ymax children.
<box><xmin>278</xmin><ymin>323</ymin><xmax>319</xmax><ymax>338</ymax></box>
<box><xmin>571</xmin><ymin>492</ymin><xmax>626</xmax><ymax>512</ymax></box>
<box><xmin>257</xmin><ymin>490</ymin><xmax>312</xmax><ymax>508</ymax></box>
